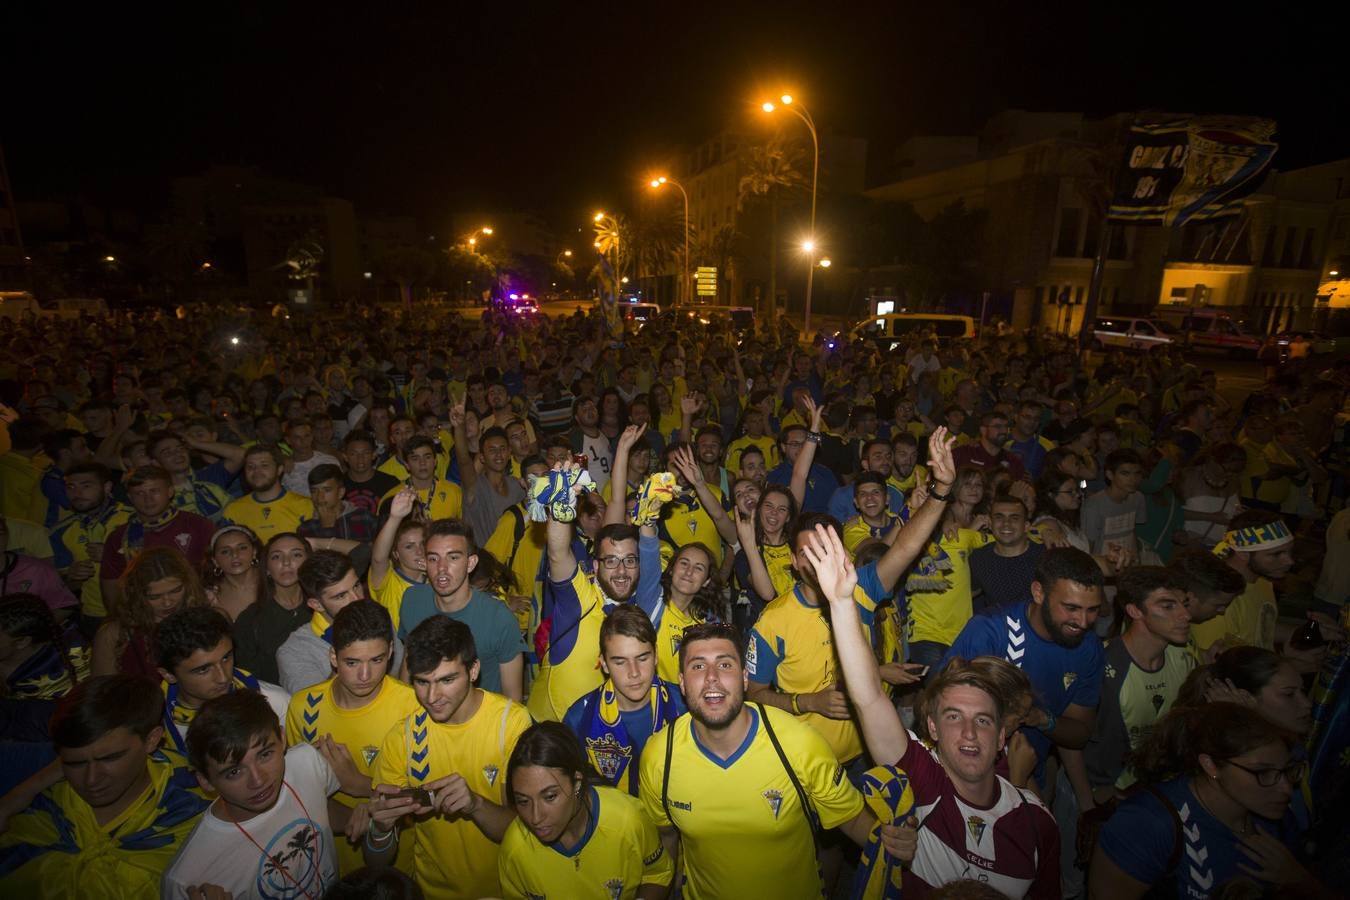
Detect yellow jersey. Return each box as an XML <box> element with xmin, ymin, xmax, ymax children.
<box><xmin>647</xmin><ymin>598</ymin><xmax>701</xmax><ymax>685</ymax></box>
<box><xmin>284</xmin><ymin>676</ymin><xmax>420</xmax><ymax>875</ymax></box>
<box><xmin>528</xmin><ymin>567</ymin><xmax>608</xmax><ymax>722</ymax></box>
<box><xmin>377</xmin><ymin>450</ymin><xmax>451</xmax><ymax>483</ymax></box>
<box><xmin>484</xmin><ymin>505</ymin><xmax>547</xmax><ymax>638</ymax></box>
<box><xmin>726</xmin><ymin>434</ymin><xmax>780</xmax><ymax>474</ymax></box>
<box><xmin>907</xmin><ymin>528</ymin><xmax>990</xmax><ymax>646</ymax></box>
<box><xmin>747</xmin><ymin>563</ymin><xmax>888</xmax><ymax>763</ymax></box>
<box><xmin>369</xmin><ymin>565</ymin><xmax>420</xmax><ymax>635</ymax></box>
<box><xmin>842</xmin><ymin>513</ymin><xmax>898</xmax><ymax>556</ymax></box>
<box><xmin>639</xmin><ymin>706</ymin><xmax>863</xmax><ymax>900</ymax></box>
<box><xmin>379</xmin><ymin>480</ymin><xmax>462</xmax><ymax>521</ymax></box>
<box><xmin>498</xmin><ymin>784</ymin><xmax>674</xmax><ymax>900</ymax></box>
<box><xmin>656</xmin><ymin>488</ymin><xmax>725</xmax><ymax>566</ymax></box>
<box><xmin>374</xmin><ymin>691</ymin><xmax>532</xmax><ymax>900</ymax></box>
<box><xmin>48</xmin><ymin>503</ymin><xmax>130</xmax><ymax>617</ymax></box>
<box><xmin>1190</xmin><ymin>577</ymin><xmax>1276</xmax><ymax>652</ymax></box>
<box><xmin>888</xmin><ymin>462</ymin><xmax>928</xmax><ymax>498</ymax></box>
<box><xmin>221</xmin><ymin>489</ymin><xmax>311</xmax><ymax>540</ymax></box>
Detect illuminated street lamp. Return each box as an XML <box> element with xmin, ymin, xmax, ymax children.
<box><xmin>762</xmin><ymin>93</ymin><xmax>820</xmax><ymax>333</ymax></box>
<box><xmin>462</xmin><ymin>226</ymin><xmax>494</xmax><ymax>252</ymax></box>
<box><xmin>104</xmin><ymin>255</ymin><xmax>116</xmax><ymax>262</ymax></box>
<box><xmin>818</xmin><ymin>258</ymin><xmax>832</xmax><ymax>268</ymax></box>
<box><xmin>649</xmin><ymin>176</ymin><xmax>690</xmax><ymax>307</ymax></box>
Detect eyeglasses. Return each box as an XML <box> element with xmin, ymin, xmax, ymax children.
<box><xmin>598</xmin><ymin>555</ymin><xmax>640</xmax><ymax>571</ymax></box>
<box><xmin>1225</xmin><ymin>759</ymin><xmax>1307</xmax><ymax>787</ymax></box>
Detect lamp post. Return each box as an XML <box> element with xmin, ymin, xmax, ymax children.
<box><xmin>762</xmin><ymin>94</ymin><xmax>820</xmax><ymax>334</ymax></box>
<box><xmin>649</xmin><ymin>176</ymin><xmax>690</xmax><ymax>308</ymax></box>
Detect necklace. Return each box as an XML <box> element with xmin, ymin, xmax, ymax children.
<box><xmin>224</xmin><ymin>781</ymin><xmax>321</xmax><ymax>900</ymax></box>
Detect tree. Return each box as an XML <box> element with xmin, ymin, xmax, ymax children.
<box><xmin>633</xmin><ymin>206</ymin><xmax>685</xmax><ymax>304</ymax></box>
<box><xmin>374</xmin><ymin>244</ymin><xmax>439</xmax><ymax>314</ymax></box>
<box><xmin>737</xmin><ymin>133</ymin><xmax>807</xmax><ymax>321</ymax></box>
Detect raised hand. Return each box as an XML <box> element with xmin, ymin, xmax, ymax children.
<box><xmin>449</xmin><ymin>402</ymin><xmax>465</xmax><ymax>428</ymax></box>
<box><xmin>616</xmin><ymin>422</ymin><xmax>648</xmax><ymax>455</ymax></box>
<box><xmin>800</xmin><ymin>523</ymin><xmax>857</xmax><ymax>604</ymax></box>
<box><xmin>803</xmin><ymin>395</ymin><xmax>823</xmax><ymax>432</ymax></box>
<box><xmin>669</xmin><ymin>445</ymin><xmax>703</xmax><ymax>486</ymax></box>
<box><xmin>926</xmin><ymin>426</ymin><xmax>956</xmax><ymax>486</ymax></box>
<box><xmin>390</xmin><ymin>487</ymin><xmax>418</xmax><ymax>520</ymax></box>
<box><xmin>680</xmin><ymin>393</ymin><xmax>702</xmax><ymax>416</ymax></box>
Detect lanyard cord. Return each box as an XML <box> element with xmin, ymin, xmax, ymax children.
<box><xmin>225</xmin><ymin>781</ymin><xmax>321</xmax><ymax>900</ymax></box>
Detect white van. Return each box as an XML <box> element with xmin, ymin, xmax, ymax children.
<box><xmin>0</xmin><ymin>291</ymin><xmax>42</xmax><ymax>320</ymax></box>
<box><xmin>1153</xmin><ymin>307</ymin><xmax>1262</xmax><ymax>357</ymax></box>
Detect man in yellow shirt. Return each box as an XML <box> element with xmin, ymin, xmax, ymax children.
<box><xmin>367</xmin><ymin>488</ymin><xmax>425</xmax><ymax>633</ymax></box>
<box><xmin>48</xmin><ymin>461</ymin><xmax>129</xmax><ymax>624</ymax></box>
<box><xmin>640</xmin><ymin>622</ymin><xmax>913</xmax><ymax>900</ymax></box>
<box><xmin>842</xmin><ymin>472</ymin><xmax>903</xmax><ymax>555</ymax></box>
<box><xmin>284</xmin><ymin>600</ymin><xmax>419</xmax><ymax>874</ymax></box>
<box><xmin>363</xmin><ymin>617</ymin><xmax>531</xmax><ymax>900</ymax></box>
<box><xmin>221</xmin><ymin>446</ymin><xmax>311</xmax><ymax>539</ymax></box>
<box><xmin>1190</xmin><ymin>511</ymin><xmax>1294</xmax><ymax>654</ymax></box>
<box><xmin>377</xmin><ymin>435</ymin><xmax>462</xmax><ymax>521</ymax></box>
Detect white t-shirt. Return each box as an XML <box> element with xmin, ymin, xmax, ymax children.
<box><xmin>282</xmin><ymin>452</ymin><xmax>341</xmax><ymax>497</ymax></box>
<box><xmin>579</xmin><ymin>430</ymin><xmax>615</xmax><ymax>493</ymax></box>
<box><xmin>162</xmin><ymin>743</ymin><xmax>339</xmax><ymax>900</ymax></box>
<box><xmin>165</xmin><ymin>682</ymin><xmax>291</xmax><ymax>758</ymax></box>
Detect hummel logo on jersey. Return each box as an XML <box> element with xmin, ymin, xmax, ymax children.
<box><xmin>483</xmin><ymin>763</ymin><xmax>500</xmax><ymax>786</ymax></box>
<box><xmin>1063</xmin><ymin>673</ymin><xmax>1078</xmax><ymax>690</ymax></box>
<box><xmin>670</xmin><ymin>799</ymin><xmax>692</xmax><ymax>811</ymax></box>
<box><xmin>763</xmin><ymin>789</ymin><xmax>783</xmax><ymax>819</ymax></box>
<box><xmin>1005</xmin><ymin>616</ymin><xmax>1026</xmax><ymax>666</ymax></box>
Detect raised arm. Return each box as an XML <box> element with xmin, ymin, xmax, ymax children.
<box><xmin>546</xmin><ymin>463</ymin><xmax>581</xmax><ymax>582</ymax></box>
<box><xmin>605</xmin><ymin>423</ymin><xmax>646</xmax><ymax>527</ymax></box>
<box><xmin>788</xmin><ymin>396</ymin><xmax>823</xmax><ymax>510</ymax></box>
<box><xmin>184</xmin><ymin>433</ymin><xmax>247</xmax><ymax>472</ymax></box>
<box><xmin>804</xmin><ymin>523</ymin><xmax>910</xmax><ymax>764</ymax></box>
<box><xmin>448</xmin><ymin>402</ymin><xmax>478</xmax><ymax>492</ymax></box>
<box><xmin>370</xmin><ymin>489</ymin><xmax>416</xmax><ymax>586</ymax></box>
<box><xmin>874</xmin><ymin>427</ymin><xmax>956</xmax><ymax>594</ymax></box>
<box><xmin>669</xmin><ymin>445</ymin><xmax>737</xmax><ymax>546</ymax></box>
<box><xmin>677</xmin><ymin>393</ymin><xmax>703</xmax><ymax>445</ymax></box>
<box><xmin>734</xmin><ymin>514</ymin><xmax>776</xmax><ymax>603</ymax></box>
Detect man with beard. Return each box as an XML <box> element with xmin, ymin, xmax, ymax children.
<box><xmin>99</xmin><ymin>466</ymin><xmax>215</xmax><ymax>609</ymax></box>
<box><xmin>221</xmin><ymin>446</ymin><xmax>312</xmax><ymax>540</ymax></box>
<box><xmin>829</xmin><ymin>438</ymin><xmax>905</xmax><ymax>523</ymax></box>
<box><xmin>364</xmin><ymin>617</ymin><xmax>531</xmax><ymax>899</ymax></box>
<box><xmin>747</xmin><ymin>428</ymin><xmax>958</xmax><ymax>775</ymax></box>
<box><xmin>395</xmin><ymin>519</ymin><xmax>524</xmax><ymax>700</ymax></box>
<box><xmin>942</xmin><ymin>546</ymin><xmax>1105</xmax><ymax>783</ymax></box>
<box><xmin>567</xmin><ymin>396</ymin><xmax>614</xmax><ymax>494</ymax></box>
<box><xmin>952</xmin><ymin>411</ymin><xmax>1027</xmax><ymax>481</ymax></box>
<box><xmin>817</xmin><ymin>524</ymin><xmax>1060</xmax><ymax>897</ymax></box>
<box><xmin>528</xmin><ymin>462</ymin><xmax>663</xmax><ymax>722</ymax></box>
<box><xmin>145</xmin><ymin>430</ymin><xmax>231</xmax><ymax>522</ymax></box>
<box><xmin>49</xmin><ymin>461</ymin><xmax>128</xmax><ymax>628</ymax></box>
<box><xmin>639</xmin><ymin>621</ymin><xmax>916</xmax><ymax>900</ymax></box>
<box><xmin>888</xmin><ymin>431</ymin><xmax>928</xmax><ymax>497</ymax></box>
<box><xmin>1190</xmin><ymin>510</ymin><xmax>1295</xmax><ymax>656</ymax></box>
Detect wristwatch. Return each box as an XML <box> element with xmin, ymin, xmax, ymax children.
<box><xmin>927</xmin><ymin>479</ymin><xmax>952</xmax><ymax>501</ymax></box>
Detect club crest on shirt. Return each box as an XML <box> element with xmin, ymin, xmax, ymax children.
<box><xmin>262</xmin><ymin>507</ymin><xmax>272</xmax><ymax>519</ymax></box>
<box><xmin>1063</xmin><ymin>672</ymin><xmax>1078</xmax><ymax>690</ymax></box>
<box><xmin>605</xmin><ymin>879</ymin><xmax>625</xmax><ymax>899</ymax></box>
<box><xmin>438</xmin><ymin>491</ymin><xmax>446</xmax><ymax>502</ymax></box>
<box><xmin>174</xmin><ymin>533</ymin><xmax>192</xmax><ymax>552</ymax></box>
<box><xmin>763</xmin><ymin>789</ymin><xmax>783</xmax><ymax>819</ymax></box>
<box><xmin>483</xmin><ymin>763</ymin><xmax>499</xmax><ymax>786</ymax></box>
<box><xmin>966</xmin><ymin>814</ymin><xmax>987</xmax><ymax>843</ymax></box>
<box><xmin>18</xmin><ymin>579</ymin><xmax>32</xmax><ymax>593</ymax></box>
<box><xmin>362</xmin><ymin>745</ymin><xmax>379</xmax><ymax>766</ymax></box>
<box><xmin>585</xmin><ymin>735</ymin><xmax>632</xmax><ymax>782</ymax></box>
<box><xmin>687</xmin><ymin>519</ymin><xmax>698</xmax><ymax>535</ymax></box>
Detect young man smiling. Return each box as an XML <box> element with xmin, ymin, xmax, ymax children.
<box><xmin>562</xmin><ymin>604</ymin><xmax>685</xmax><ymax>796</ymax></box>
<box><xmin>364</xmin><ymin>616</ymin><xmax>531</xmax><ymax>899</ymax></box>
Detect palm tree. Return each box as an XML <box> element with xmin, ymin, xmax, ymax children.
<box><xmin>633</xmin><ymin>206</ymin><xmax>685</xmax><ymax>304</ymax></box>
<box><xmin>737</xmin><ymin>133</ymin><xmax>807</xmax><ymax>321</ymax></box>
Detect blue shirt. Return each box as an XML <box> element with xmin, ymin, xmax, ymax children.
<box><xmin>827</xmin><ymin>481</ymin><xmax>904</xmax><ymax>523</ymax></box>
<box><xmin>397</xmin><ymin>587</ymin><xmax>526</xmax><ymax>694</ymax></box>
<box><xmin>942</xmin><ymin>600</ymin><xmax>1103</xmax><ymax>771</ymax></box>
<box><xmin>562</xmin><ymin>682</ymin><xmax>687</xmax><ymax>793</ymax></box>
<box><xmin>1004</xmin><ymin>435</ymin><xmax>1054</xmax><ymax>479</ymax></box>
<box><xmin>766</xmin><ymin>461</ymin><xmax>839</xmax><ymax>514</ymax></box>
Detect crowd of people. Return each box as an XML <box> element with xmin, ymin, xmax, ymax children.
<box><xmin>0</xmin><ymin>298</ymin><xmax>1347</xmax><ymax>899</ymax></box>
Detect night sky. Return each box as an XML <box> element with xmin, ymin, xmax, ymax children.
<box><xmin>5</xmin><ymin>3</ymin><xmax>1346</xmax><ymax>228</ymax></box>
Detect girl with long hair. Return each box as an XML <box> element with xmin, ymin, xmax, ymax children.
<box><xmin>91</xmin><ymin>547</ymin><xmax>205</xmax><ymax>680</ymax></box>
<box><xmin>201</xmin><ymin>525</ymin><xmax>263</xmax><ymax>621</ymax></box>
<box><xmin>231</xmin><ymin>532</ymin><xmax>312</xmax><ymax>683</ymax></box>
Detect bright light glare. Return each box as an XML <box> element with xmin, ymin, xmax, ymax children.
<box><xmin>621</xmin><ymin>277</ymin><xmax>630</xmax><ymax>284</ymax></box>
<box><xmin>230</xmin><ymin>336</ymin><xmax>240</xmax><ymax>345</ymax></box>
<box><xmin>780</xmin><ymin>94</ymin><xmax>793</xmax><ymax>104</ymax></box>
<box><xmin>105</xmin><ymin>255</ymin><xmax>116</xmax><ymax>262</ymax></box>
<box><xmin>650</xmin><ymin>180</ymin><xmax>660</xmax><ymax>188</ymax></box>
<box><xmin>563</xmin><ymin>250</ymin><xmax>573</xmax><ymax>257</ymax></box>
<box><xmin>819</xmin><ymin>258</ymin><xmax>832</xmax><ymax>268</ymax></box>
<box><xmin>594</xmin><ymin>212</ymin><xmax>605</xmax><ymax>221</ymax></box>
<box><xmin>509</xmin><ymin>293</ymin><xmax>519</xmax><ymax>300</ymax></box>
<box><xmin>761</xmin><ymin>102</ymin><xmax>775</xmax><ymax>113</ymax></box>
<box><xmin>468</xmin><ymin>237</ymin><xmax>476</xmax><ymax>245</ymax></box>
<box><xmin>1332</xmin><ymin>269</ymin><xmax>1341</xmax><ymax>276</ymax></box>
<box><xmin>802</xmin><ymin>240</ymin><xmax>816</xmax><ymax>253</ymax></box>
<box><xmin>481</xmin><ymin>227</ymin><xmax>493</xmax><ymax>235</ymax></box>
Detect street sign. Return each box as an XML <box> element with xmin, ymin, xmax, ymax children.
<box><xmin>695</xmin><ymin>266</ymin><xmax>717</xmax><ymax>297</ymax></box>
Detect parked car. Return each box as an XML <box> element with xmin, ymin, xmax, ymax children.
<box><xmin>849</xmin><ymin>313</ymin><xmax>978</xmax><ymax>350</ymax></box>
<box><xmin>623</xmin><ymin>301</ymin><xmax>661</xmax><ymax>328</ymax></box>
<box><xmin>1153</xmin><ymin>307</ymin><xmax>1262</xmax><ymax>357</ymax></box>
<box><xmin>1090</xmin><ymin>316</ymin><xmax>1177</xmax><ymax>352</ymax></box>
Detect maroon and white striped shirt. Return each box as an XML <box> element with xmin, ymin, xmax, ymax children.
<box><xmin>900</xmin><ymin>733</ymin><xmax>1060</xmax><ymax>898</ymax></box>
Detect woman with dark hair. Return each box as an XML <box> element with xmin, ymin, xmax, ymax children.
<box><xmin>1031</xmin><ymin>469</ymin><xmax>1094</xmax><ymax>554</ymax></box>
<box><xmin>1090</xmin><ymin>703</ymin><xmax>1327</xmax><ymax>899</ymax></box>
<box><xmin>201</xmin><ymin>524</ymin><xmax>263</xmax><ymax>621</ymax></box>
<box><xmin>644</xmin><ymin>542</ymin><xmax>724</xmax><ymax>684</ymax></box>
<box><xmin>230</xmin><ymin>532</ymin><xmax>312</xmax><ymax>683</ymax></box>
<box><xmin>498</xmin><ymin>720</ymin><xmax>674</xmax><ymax>900</ymax></box>
<box><xmin>90</xmin><ymin>546</ymin><xmax>205</xmax><ymax>680</ymax></box>
<box><xmin>598</xmin><ymin>387</ymin><xmax>628</xmax><ymax>443</ymax></box>
<box><xmin>731</xmin><ymin>483</ymin><xmax>798</xmax><ymax>630</ymax></box>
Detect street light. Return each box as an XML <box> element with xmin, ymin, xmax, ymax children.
<box><xmin>762</xmin><ymin>92</ymin><xmax>821</xmax><ymax>333</ymax></box>
<box><xmin>818</xmin><ymin>258</ymin><xmax>832</xmax><ymax>268</ymax></box>
<box><xmin>649</xmin><ymin>176</ymin><xmax>690</xmax><ymax>307</ymax></box>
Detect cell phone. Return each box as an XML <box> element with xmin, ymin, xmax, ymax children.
<box><xmin>390</xmin><ymin>787</ymin><xmax>432</xmax><ymax>806</ymax></box>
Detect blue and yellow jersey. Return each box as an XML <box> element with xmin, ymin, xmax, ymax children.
<box><xmin>498</xmin><ymin>784</ymin><xmax>674</xmax><ymax>900</ymax></box>
<box><xmin>379</xmin><ymin>480</ymin><xmax>462</xmax><ymax>521</ymax></box>
<box><xmin>842</xmin><ymin>513</ymin><xmax>898</xmax><ymax>556</ymax></box>
<box><xmin>5</xmin><ymin>627</ymin><xmax>89</xmax><ymax>700</ymax></box>
<box><xmin>375</xmin><ymin>692</ymin><xmax>532</xmax><ymax>900</ymax></box>
<box><xmin>726</xmin><ymin>434</ymin><xmax>780</xmax><ymax>474</ymax></box>
<box><xmin>170</xmin><ymin>478</ymin><xmax>232</xmax><ymax>522</ymax></box>
<box><xmin>285</xmin><ymin>676</ymin><xmax>420</xmax><ymax>875</ymax></box>
<box><xmin>222</xmin><ymin>489</ymin><xmax>310</xmax><ymax>540</ymax></box>
<box><xmin>656</xmin><ymin>485</ymin><xmax>726</xmax><ymax>567</ymax></box>
<box><xmin>747</xmin><ymin>563</ymin><xmax>887</xmax><ymax>763</ymax></box>
<box><xmin>528</xmin><ymin>568</ymin><xmax>610</xmax><ymax>722</ymax></box>
<box><xmin>639</xmin><ymin>706</ymin><xmax>864</xmax><ymax>900</ymax></box>
<box><xmin>0</xmin><ymin>758</ymin><xmax>207</xmax><ymax>900</ymax></box>
<box><xmin>49</xmin><ymin>502</ymin><xmax>130</xmax><ymax>618</ymax></box>
<box><xmin>888</xmin><ymin>463</ymin><xmax>928</xmax><ymax>500</ymax></box>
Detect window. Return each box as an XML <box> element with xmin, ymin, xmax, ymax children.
<box><xmin>1082</xmin><ymin>213</ymin><xmax>1099</xmax><ymax>258</ymax></box>
<box><xmin>1134</xmin><ymin>321</ymin><xmax>1155</xmax><ymax>335</ymax></box>
<box><xmin>1299</xmin><ymin>229</ymin><xmax>1316</xmax><ymax>269</ymax></box>
<box><xmin>1055</xmin><ymin>208</ymin><xmax>1082</xmax><ymax>257</ymax></box>
<box><xmin>1170</xmin><ymin>286</ymin><xmax>1189</xmax><ymax>298</ymax></box>
<box><xmin>1261</xmin><ymin>228</ymin><xmax>1278</xmax><ymax>266</ymax></box>
<box><xmin>1279</xmin><ymin>227</ymin><xmax>1298</xmax><ymax>268</ymax></box>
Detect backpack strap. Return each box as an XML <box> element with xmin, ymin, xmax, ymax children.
<box><xmin>756</xmin><ymin>702</ymin><xmax>823</xmax><ymax>843</ymax></box>
<box><xmin>661</xmin><ymin>717</ymin><xmax>679</xmax><ymax>834</ymax></box>
<box><xmin>1142</xmin><ymin>785</ymin><xmax>1186</xmax><ymax>875</ymax></box>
